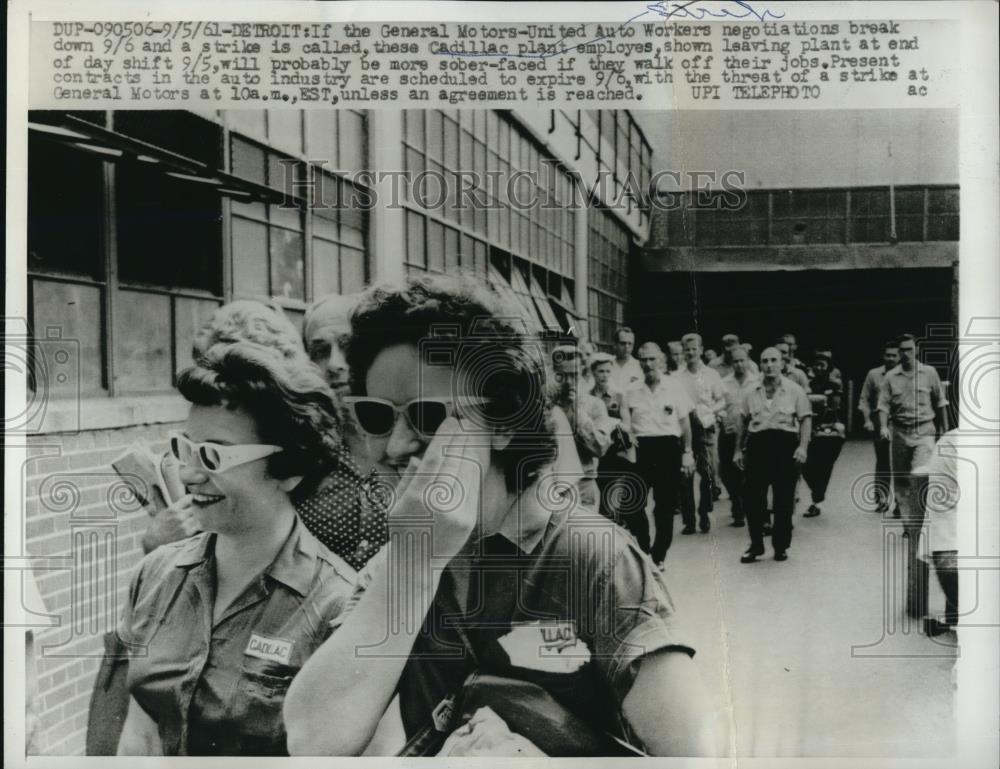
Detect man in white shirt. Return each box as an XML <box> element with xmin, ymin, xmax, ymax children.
<box><xmin>677</xmin><ymin>333</ymin><xmax>726</xmax><ymax>534</ymax></box>
<box><xmin>858</xmin><ymin>340</ymin><xmax>900</xmax><ymax>514</ymax></box>
<box><xmin>608</xmin><ymin>326</ymin><xmax>644</xmax><ymax>395</ymax></box>
<box><xmin>624</xmin><ymin>343</ymin><xmax>695</xmax><ymax>567</ymax></box>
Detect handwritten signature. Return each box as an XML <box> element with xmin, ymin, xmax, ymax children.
<box><xmin>434</xmin><ymin>1</ymin><xmax>786</xmax><ymax>59</ymax></box>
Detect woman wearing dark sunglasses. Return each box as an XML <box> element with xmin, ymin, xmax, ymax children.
<box><xmin>115</xmin><ymin>343</ymin><xmax>356</xmax><ymax>756</ymax></box>
<box><xmin>285</xmin><ymin>275</ymin><xmax>715</xmax><ymax>757</ymax></box>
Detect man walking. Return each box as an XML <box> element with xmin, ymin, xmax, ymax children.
<box><xmin>719</xmin><ymin>346</ymin><xmax>757</xmax><ymax>527</ymax></box>
<box><xmin>608</xmin><ymin>327</ymin><xmax>644</xmax><ymax>394</ymax></box>
<box><xmin>775</xmin><ymin>340</ymin><xmax>811</xmax><ymax>391</ymax></box>
<box><xmin>859</xmin><ymin>340</ymin><xmax>900</xmax><ymax>514</ymax></box>
<box><xmin>590</xmin><ymin>351</ymin><xmax>639</xmax><ymax>530</ymax></box>
<box><xmin>551</xmin><ymin>345</ymin><xmax>613</xmax><ymax>509</ymax></box>
<box><xmin>625</xmin><ymin>343</ymin><xmax>696</xmax><ymax>566</ymax></box>
<box><xmin>877</xmin><ymin>334</ymin><xmax>948</xmax><ymax>529</ymax></box>
<box><xmin>678</xmin><ymin>333</ymin><xmax>726</xmax><ymax>534</ymax></box>
<box><xmin>877</xmin><ymin>333</ymin><xmax>949</xmax><ymax>617</ymax></box>
<box><xmin>711</xmin><ymin>334</ymin><xmax>760</xmax><ymax>379</ymax></box>
<box><xmin>735</xmin><ymin>347</ymin><xmax>812</xmax><ymax>563</ymax></box>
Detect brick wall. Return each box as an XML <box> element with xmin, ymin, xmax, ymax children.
<box><xmin>24</xmin><ymin>420</ymin><xmax>183</xmax><ymax>755</ymax></box>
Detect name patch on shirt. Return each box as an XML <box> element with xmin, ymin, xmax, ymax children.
<box><xmin>498</xmin><ymin>621</ymin><xmax>590</xmax><ymax>673</ymax></box>
<box><xmin>245</xmin><ymin>633</ymin><xmax>293</xmax><ymax>665</ymax></box>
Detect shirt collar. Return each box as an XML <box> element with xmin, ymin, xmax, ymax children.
<box><xmin>494</xmin><ymin>475</ymin><xmax>554</xmax><ymax>554</ymax></box>
<box><xmin>754</xmin><ymin>377</ymin><xmax>787</xmax><ymax>395</ymax></box>
<box><xmin>172</xmin><ymin>516</ymin><xmax>320</xmax><ymax>597</ymax></box>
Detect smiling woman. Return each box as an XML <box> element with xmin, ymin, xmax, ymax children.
<box><xmin>114</xmin><ymin>343</ymin><xmax>357</xmax><ymax>756</ymax></box>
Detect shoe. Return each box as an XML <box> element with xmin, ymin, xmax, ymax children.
<box><xmin>681</xmin><ymin>525</ymin><xmax>696</xmax><ymax>535</ymax></box>
<box><xmin>730</xmin><ymin>519</ymin><xmax>745</xmax><ymax>528</ymax></box>
<box><xmin>804</xmin><ymin>505</ymin><xmax>821</xmax><ymax>518</ymax></box>
<box><xmin>875</xmin><ymin>501</ymin><xmax>889</xmax><ymax>514</ymax></box>
<box><xmin>923</xmin><ymin>618</ymin><xmax>954</xmax><ymax>637</ymax></box>
<box><xmin>892</xmin><ymin>504</ymin><xmax>901</xmax><ymax>519</ymax></box>
<box><xmin>699</xmin><ymin>515</ymin><xmax>711</xmax><ymax>533</ymax></box>
<box><xmin>740</xmin><ymin>545</ymin><xmax>765</xmax><ymax>563</ymax></box>
<box><xmin>653</xmin><ymin>559</ymin><xmax>666</xmax><ymax>572</ymax></box>
<box><xmin>712</xmin><ymin>486</ymin><xmax>722</xmax><ymax>501</ymax></box>
<box><xmin>762</xmin><ymin>523</ymin><xmax>773</xmax><ymax>537</ymax></box>
<box><xmin>774</xmin><ymin>550</ymin><xmax>788</xmax><ymax>561</ymax></box>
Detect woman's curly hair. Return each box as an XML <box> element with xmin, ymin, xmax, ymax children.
<box><xmin>345</xmin><ymin>274</ymin><xmax>557</xmax><ymax>493</ymax></box>
<box><xmin>176</xmin><ymin>342</ymin><xmax>350</xmax><ymax>484</ymax></box>
<box><xmin>192</xmin><ymin>300</ymin><xmax>308</xmax><ymax>366</ymax></box>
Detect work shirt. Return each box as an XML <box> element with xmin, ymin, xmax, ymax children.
<box><xmin>740</xmin><ymin>376</ymin><xmax>811</xmax><ymax>435</ymax></box>
<box><xmin>877</xmin><ymin>362</ymin><xmax>948</xmax><ymax>432</ymax></box>
<box><xmin>782</xmin><ymin>365</ymin><xmax>811</xmax><ymax>392</ymax></box>
<box><xmin>337</xmin><ymin>480</ymin><xmax>695</xmax><ymax>745</ymax></box>
<box><xmin>710</xmin><ymin>356</ymin><xmax>759</xmax><ymax>380</ymax></box>
<box><xmin>609</xmin><ymin>357</ymin><xmax>644</xmax><ymax>395</ymax></box>
<box><xmin>677</xmin><ymin>363</ymin><xmax>725</xmax><ymax>428</ymax></box>
<box><xmin>551</xmin><ymin>390</ymin><xmax>613</xmax><ymax>480</ymax></box>
<box><xmin>859</xmin><ymin>365</ymin><xmax>891</xmax><ymax>421</ymax></box>
<box><xmin>624</xmin><ymin>377</ymin><xmax>694</xmax><ymax>438</ymax></box>
<box><xmin>720</xmin><ymin>373</ymin><xmax>758</xmax><ymax>434</ymax></box>
<box><xmin>592</xmin><ymin>386</ymin><xmax>634</xmax><ymax>462</ymax></box>
<box><xmin>118</xmin><ymin>516</ymin><xmax>355</xmax><ymax>756</ymax></box>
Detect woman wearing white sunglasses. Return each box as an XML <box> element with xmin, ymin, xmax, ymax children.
<box><xmin>116</xmin><ymin>343</ymin><xmax>356</xmax><ymax>756</ymax></box>
<box><xmin>285</xmin><ymin>275</ymin><xmax>715</xmax><ymax>757</ymax></box>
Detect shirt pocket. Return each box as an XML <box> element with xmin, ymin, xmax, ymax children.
<box><xmin>916</xmin><ymin>382</ymin><xmax>933</xmax><ymax>412</ymax></box>
<box><xmin>231</xmin><ymin>661</ymin><xmax>298</xmax><ymax>747</ymax></box>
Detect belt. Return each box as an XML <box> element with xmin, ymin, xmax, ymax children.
<box><xmin>891</xmin><ymin>420</ymin><xmax>935</xmax><ymax>433</ymax></box>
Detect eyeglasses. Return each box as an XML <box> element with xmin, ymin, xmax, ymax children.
<box><xmin>342</xmin><ymin>396</ymin><xmax>489</xmax><ymax>439</ymax></box>
<box><xmin>168</xmin><ymin>431</ymin><xmax>283</xmax><ymax>473</ymax></box>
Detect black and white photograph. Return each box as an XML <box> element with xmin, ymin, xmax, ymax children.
<box><xmin>5</xmin><ymin>2</ymin><xmax>999</xmax><ymax>766</ymax></box>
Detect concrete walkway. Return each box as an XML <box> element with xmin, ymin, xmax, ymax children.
<box><xmin>662</xmin><ymin>439</ymin><xmax>958</xmax><ymax>758</ymax></box>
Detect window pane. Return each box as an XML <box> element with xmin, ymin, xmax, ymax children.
<box><xmin>340</xmin><ymin>247</ymin><xmax>366</xmax><ymax>293</ymax></box>
<box><xmin>427</xmin><ymin>219</ymin><xmax>445</xmax><ymax>272</ymax></box>
<box><xmin>445</xmin><ymin>226</ymin><xmax>460</xmax><ymax>272</ymax></box>
<box><xmin>31</xmin><ymin>279</ymin><xmax>104</xmax><ymax>395</ymax></box>
<box><xmin>305</xmin><ymin>111</ymin><xmax>338</xmax><ymax>165</ymax></box>
<box><xmin>28</xmin><ymin>135</ymin><xmax>104</xmax><ymax>279</ymax></box>
<box><xmin>115</xmin><ymin>111</ymin><xmax>222</xmax><ymax>166</ymax></box>
<box><xmin>270</xmin><ymin>227</ymin><xmax>305</xmax><ymax>299</ymax></box>
<box><xmin>232</xmin><ymin>217</ymin><xmax>269</xmax><ymax>295</ymax></box>
<box><xmin>231</xmin><ymin>137</ymin><xmax>267</xmax><ymax>185</ymax></box>
<box><xmin>407</xmin><ymin>211</ymin><xmax>426</xmax><ymax>269</ymax></box>
<box><xmin>405</xmin><ymin>110</ymin><xmax>425</xmax><ymax>148</ymax></box>
<box><xmin>175</xmin><ymin>297</ymin><xmax>222</xmax><ymax>374</ymax></box>
<box><xmin>268</xmin><ymin>110</ymin><xmax>303</xmax><ymax>155</ymax></box>
<box><xmin>114</xmin><ymin>290</ymin><xmax>172</xmax><ymax>393</ymax></box>
<box><xmin>312</xmin><ymin>238</ymin><xmax>340</xmax><ymax>296</ymax></box>
<box><xmin>928</xmin><ymin>187</ymin><xmax>959</xmax><ymax>213</ymax></box>
<box><xmin>339</xmin><ymin>111</ymin><xmax>366</xmax><ymax>175</ymax></box>
<box><xmin>427</xmin><ymin>111</ymin><xmax>444</xmax><ymax>160</ymax></box>
<box><xmin>116</xmin><ymin>161</ymin><xmax>222</xmax><ymax>292</ymax></box>
<box><xmin>227</xmin><ymin>110</ymin><xmax>266</xmax><ymax>140</ymax></box>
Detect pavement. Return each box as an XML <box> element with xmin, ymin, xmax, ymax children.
<box><xmin>661</xmin><ymin>438</ymin><xmax>958</xmax><ymax>758</ymax></box>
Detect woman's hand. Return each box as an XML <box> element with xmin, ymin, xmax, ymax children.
<box><xmin>389</xmin><ymin>417</ymin><xmax>488</xmax><ymax>561</ymax></box>
<box><xmin>142</xmin><ymin>495</ymin><xmax>200</xmax><ymax>553</ymax></box>
<box><xmin>439</xmin><ymin>707</ymin><xmax>546</xmax><ymax>756</ymax></box>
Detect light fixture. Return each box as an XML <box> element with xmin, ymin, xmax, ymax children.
<box><xmin>72</xmin><ymin>143</ymin><xmax>124</xmax><ymax>158</ymax></box>
<box><xmin>28</xmin><ymin>122</ymin><xmax>89</xmax><ymax>140</ymax></box>
<box><xmin>165</xmin><ymin>172</ymin><xmax>222</xmax><ymax>185</ymax></box>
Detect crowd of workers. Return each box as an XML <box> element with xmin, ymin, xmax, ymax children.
<box><xmin>555</xmin><ymin>327</ymin><xmax>950</xmax><ymax>570</ymax></box>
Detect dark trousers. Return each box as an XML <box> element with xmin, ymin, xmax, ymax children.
<box><xmin>636</xmin><ymin>436</ymin><xmax>682</xmax><ymax>563</ymax></box>
<box><xmin>681</xmin><ymin>420</ymin><xmax>717</xmax><ymax>525</ymax></box>
<box><xmin>931</xmin><ymin>551</ymin><xmax>959</xmax><ymax>627</ymax></box>
<box><xmin>717</xmin><ymin>429</ymin><xmax>744</xmax><ymax>521</ymax></box>
<box><xmin>874</xmin><ymin>435</ymin><xmax>892</xmax><ymax>505</ymax></box>
<box><xmin>744</xmin><ymin>431</ymin><xmax>800</xmax><ymax>553</ymax></box>
<box><xmin>803</xmin><ymin>434</ymin><xmax>845</xmax><ymax>504</ymax></box>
